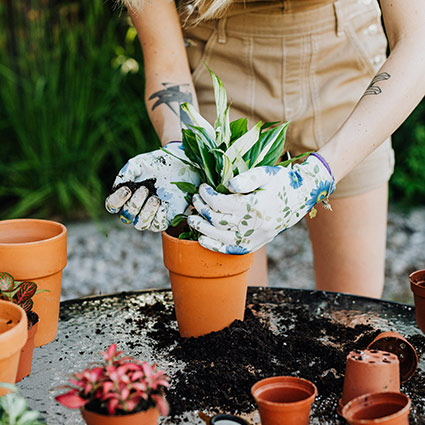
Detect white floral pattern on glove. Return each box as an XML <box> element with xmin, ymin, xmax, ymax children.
<box><xmin>105</xmin><ymin>142</ymin><xmax>199</xmax><ymax>232</ymax></box>
<box><xmin>187</xmin><ymin>154</ymin><xmax>335</xmax><ymax>253</ymax></box>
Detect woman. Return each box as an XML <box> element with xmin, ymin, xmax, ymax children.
<box><xmin>106</xmin><ymin>0</ymin><xmax>425</xmax><ymax>298</ymax></box>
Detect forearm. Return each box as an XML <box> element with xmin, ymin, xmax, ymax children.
<box><xmin>319</xmin><ymin>1</ymin><xmax>425</xmax><ymax>183</ymax></box>
<box><xmin>129</xmin><ymin>3</ymin><xmax>198</xmax><ymax>146</ymax></box>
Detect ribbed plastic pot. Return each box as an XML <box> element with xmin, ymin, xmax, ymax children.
<box><xmin>162</xmin><ymin>232</ymin><xmax>254</xmax><ymax>338</ymax></box>
<box><xmin>338</xmin><ymin>350</ymin><xmax>400</xmax><ymax>415</ymax></box>
<box><xmin>409</xmin><ymin>269</ymin><xmax>425</xmax><ymax>333</ymax></box>
<box><xmin>81</xmin><ymin>407</ymin><xmax>159</xmax><ymax>425</ymax></box>
<box><xmin>366</xmin><ymin>331</ymin><xmax>417</xmax><ymax>383</ymax></box>
<box><xmin>0</xmin><ymin>300</ymin><xmax>27</xmax><ymax>396</ymax></box>
<box><xmin>0</xmin><ymin>219</ymin><xmax>67</xmax><ymax>347</ymax></box>
<box><xmin>16</xmin><ymin>315</ymin><xmax>39</xmax><ymax>382</ymax></box>
<box><xmin>251</xmin><ymin>376</ymin><xmax>317</xmax><ymax>425</ymax></box>
<box><xmin>342</xmin><ymin>392</ymin><xmax>411</xmax><ymax>425</ymax></box>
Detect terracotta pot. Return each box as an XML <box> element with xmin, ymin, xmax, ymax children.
<box><xmin>0</xmin><ymin>218</ymin><xmax>67</xmax><ymax>347</ymax></box>
<box><xmin>338</xmin><ymin>350</ymin><xmax>400</xmax><ymax>415</ymax></box>
<box><xmin>251</xmin><ymin>376</ymin><xmax>317</xmax><ymax>425</ymax></box>
<box><xmin>81</xmin><ymin>406</ymin><xmax>159</xmax><ymax>425</ymax></box>
<box><xmin>16</xmin><ymin>313</ymin><xmax>39</xmax><ymax>382</ymax></box>
<box><xmin>342</xmin><ymin>392</ymin><xmax>411</xmax><ymax>425</ymax></box>
<box><xmin>366</xmin><ymin>331</ymin><xmax>417</xmax><ymax>383</ymax></box>
<box><xmin>162</xmin><ymin>232</ymin><xmax>254</xmax><ymax>338</ymax></box>
<box><xmin>409</xmin><ymin>269</ymin><xmax>425</xmax><ymax>333</ymax></box>
<box><xmin>0</xmin><ymin>300</ymin><xmax>27</xmax><ymax>396</ymax></box>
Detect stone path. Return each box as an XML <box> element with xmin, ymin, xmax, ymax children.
<box><xmin>62</xmin><ymin>206</ymin><xmax>425</xmax><ymax>304</ymax></box>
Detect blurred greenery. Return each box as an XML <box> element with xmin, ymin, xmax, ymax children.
<box><xmin>0</xmin><ymin>0</ymin><xmax>158</xmax><ymax>221</ymax></box>
<box><xmin>0</xmin><ymin>0</ymin><xmax>423</xmax><ymax>222</ymax></box>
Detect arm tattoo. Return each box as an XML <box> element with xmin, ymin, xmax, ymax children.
<box><xmin>362</xmin><ymin>72</ymin><xmax>391</xmax><ymax>98</ymax></box>
<box><xmin>148</xmin><ymin>83</ymin><xmax>193</xmax><ymax>126</ymax></box>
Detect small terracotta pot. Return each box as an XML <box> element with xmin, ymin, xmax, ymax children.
<box><xmin>251</xmin><ymin>376</ymin><xmax>317</xmax><ymax>425</ymax></box>
<box><xmin>366</xmin><ymin>331</ymin><xmax>418</xmax><ymax>383</ymax></box>
<box><xmin>162</xmin><ymin>232</ymin><xmax>254</xmax><ymax>338</ymax></box>
<box><xmin>81</xmin><ymin>406</ymin><xmax>159</xmax><ymax>425</ymax></box>
<box><xmin>16</xmin><ymin>313</ymin><xmax>39</xmax><ymax>382</ymax></box>
<box><xmin>0</xmin><ymin>300</ymin><xmax>28</xmax><ymax>396</ymax></box>
<box><xmin>342</xmin><ymin>392</ymin><xmax>411</xmax><ymax>425</ymax></box>
<box><xmin>0</xmin><ymin>218</ymin><xmax>67</xmax><ymax>347</ymax></box>
<box><xmin>338</xmin><ymin>350</ymin><xmax>400</xmax><ymax>415</ymax></box>
<box><xmin>409</xmin><ymin>269</ymin><xmax>425</xmax><ymax>333</ymax></box>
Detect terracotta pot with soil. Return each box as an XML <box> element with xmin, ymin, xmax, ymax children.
<box><xmin>162</xmin><ymin>231</ymin><xmax>254</xmax><ymax>338</ymax></box>
<box><xmin>81</xmin><ymin>406</ymin><xmax>159</xmax><ymax>425</ymax></box>
<box><xmin>0</xmin><ymin>300</ymin><xmax>27</xmax><ymax>396</ymax></box>
<box><xmin>409</xmin><ymin>269</ymin><xmax>425</xmax><ymax>333</ymax></box>
<box><xmin>342</xmin><ymin>392</ymin><xmax>411</xmax><ymax>425</ymax></box>
<box><xmin>338</xmin><ymin>350</ymin><xmax>400</xmax><ymax>415</ymax></box>
<box><xmin>16</xmin><ymin>311</ymin><xmax>39</xmax><ymax>382</ymax></box>
<box><xmin>251</xmin><ymin>376</ymin><xmax>317</xmax><ymax>425</ymax></box>
<box><xmin>0</xmin><ymin>218</ymin><xmax>67</xmax><ymax>347</ymax></box>
<box><xmin>366</xmin><ymin>331</ymin><xmax>417</xmax><ymax>383</ymax></box>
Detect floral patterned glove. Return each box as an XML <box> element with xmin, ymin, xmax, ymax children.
<box><xmin>105</xmin><ymin>142</ymin><xmax>199</xmax><ymax>232</ymax></box>
<box><xmin>187</xmin><ymin>153</ymin><xmax>335</xmax><ymax>254</ymax></box>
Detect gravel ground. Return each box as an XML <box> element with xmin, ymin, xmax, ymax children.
<box><xmin>62</xmin><ymin>206</ymin><xmax>425</xmax><ymax>304</ymax></box>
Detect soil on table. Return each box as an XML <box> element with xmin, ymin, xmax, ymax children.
<box><xmin>135</xmin><ymin>289</ymin><xmax>425</xmax><ymax>424</ymax></box>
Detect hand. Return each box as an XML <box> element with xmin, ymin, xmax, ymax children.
<box><xmin>187</xmin><ymin>153</ymin><xmax>335</xmax><ymax>253</ymax></box>
<box><xmin>105</xmin><ymin>142</ymin><xmax>199</xmax><ymax>232</ymax></box>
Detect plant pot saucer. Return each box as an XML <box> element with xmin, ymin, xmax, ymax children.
<box><xmin>210</xmin><ymin>414</ymin><xmax>250</xmax><ymax>424</ymax></box>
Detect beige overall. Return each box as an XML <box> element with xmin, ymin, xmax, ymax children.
<box><xmin>182</xmin><ymin>0</ymin><xmax>395</xmax><ymax>197</ymax></box>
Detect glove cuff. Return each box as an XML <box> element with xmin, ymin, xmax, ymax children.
<box><xmin>309</xmin><ymin>152</ymin><xmax>334</xmax><ymax>181</ymax></box>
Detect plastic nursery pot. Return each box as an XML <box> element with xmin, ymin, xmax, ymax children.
<box><xmin>0</xmin><ymin>218</ymin><xmax>67</xmax><ymax>347</ymax></box>
<box><xmin>0</xmin><ymin>300</ymin><xmax>28</xmax><ymax>396</ymax></box>
<box><xmin>251</xmin><ymin>376</ymin><xmax>317</xmax><ymax>425</ymax></box>
<box><xmin>338</xmin><ymin>350</ymin><xmax>400</xmax><ymax>415</ymax></box>
<box><xmin>210</xmin><ymin>414</ymin><xmax>250</xmax><ymax>424</ymax></box>
<box><xmin>409</xmin><ymin>269</ymin><xmax>425</xmax><ymax>333</ymax></box>
<box><xmin>16</xmin><ymin>313</ymin><xmax>39</xmax><ymax>382</ymax></box>
<box><xmin>81</xmin><ymin>406</ymin><xmax>160</xmax><ymax>425</ymax></box>
<box><xmin>342</xmin><ymin>392</ymin><xmax>411</xmax><ymax>425</ymax></box>
<box><xmin>366</xmin><ymin>331</ymin><xmax>418</xmax><ymax>383</ymax></box>
<box><xmin>162</xmin><ymin>232</ymin><xmax>254</xmax><ymax>338</ymax></box>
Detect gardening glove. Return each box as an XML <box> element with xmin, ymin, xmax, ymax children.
<box><xmin>187</xmin><ymin>153</ymin><xmax>335</xmax><ymax>254</ymax></box>
<box><xmin>105</xmin><ymin>142</ymin><xmax>199</xmax><ymax>232</ymax></box>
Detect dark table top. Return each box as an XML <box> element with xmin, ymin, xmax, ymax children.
<box><xmin>17</xmin><ymin>288</ymin><xmax>425</xmax><ymax>425</ymax></box>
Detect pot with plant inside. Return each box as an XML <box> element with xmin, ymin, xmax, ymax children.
<box><xmin>55</xmin><ymin>344</ymin><xmax>170</xmax><ymax>425</ymax></box>
<box><xmin>161</xmin><ymin>67</ymin><xmax>312</xmax><ymax>338</ymax></box>
<box><xmin>0</xmin><ymin>272</ymin><xmax>46</xmax><ymax>382</ymax></box>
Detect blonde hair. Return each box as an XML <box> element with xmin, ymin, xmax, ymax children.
<box><xmin>121</xmin><ymin>0</ymin><xmax>233</xmax><ymax>23</ymax></box>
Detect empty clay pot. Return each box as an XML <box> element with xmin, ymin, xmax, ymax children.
<box><xmin>338</xmin><ymin>350</ymin><xmax>400</xmax><ymax>415</ymax></box>
<box><xmin>0</xmin><ymin>218</ymin><xmax>67</xmax><ymax>347</ymax></box>
<box><xmin>251</xmin><ymin>376</ymin><xmax>317</xmax><ymax>425</ymax></box>
<box><xmin>16</xmin><ymin>313</ymin><xmax>39</xmax><ymax>382</ymax></box>
<box><xmin>367</xmin><ymin>331</ymin><xmax>417</xmax><ymax>383</ymax></box>
<box><xmin>81</xmin><ymin>406</ymin><xmax>159</xmax><ymax>425</ymax></box>
<box><xmin>162</xmin><ymin>232</ymin><xmax>253</xmax><ymax>338</ymax></box>
<box><xmin>409</xmin><ymin>269</ymin><xmax>425</xmax><ymax>333</ymax></box>
<box><xmin>0</xmin><ymin>300</ymin><xmax>28</xmax><ymax>396</ymax></box>
<box><xmin>342</xmin><ymin>392</ymin><xmax>411</xmax><ymax>425</ymax></box>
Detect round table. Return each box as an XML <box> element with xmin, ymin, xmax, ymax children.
<box><xmin>17</xmin><ymin>288</ymin><xmax>425</xmax><ymax>424</ymax></box>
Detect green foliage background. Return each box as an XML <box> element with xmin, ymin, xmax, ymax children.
<box><xmin>0</xmin><ymin>0</ymin><xmax>423</xmax><ymax>221</ymax></box>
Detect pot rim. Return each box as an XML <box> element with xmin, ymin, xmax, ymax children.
<box><xmin>0</xmin><ymin>218</ymin><xmax>66</xmax><ymax>247</ymax></box>
<box><xmin>342</xmin><ymin>392</ymin><xmax>411</xmax><ymax>424</ymax></box>
<box><xmin>0</xmin><ymin>300</ymin><xmax>28</xmax><ymax>358</ymax></box>
<box><xmin>251</xmin><ymin>376</ymin><xmax>317</xmax><ymax>407</ymax></box>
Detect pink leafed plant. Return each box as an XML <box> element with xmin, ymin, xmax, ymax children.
<box><xmin>0</xmin><ymin>271</ymin><xmax>45</xmax><ymax>314</ymax></box>
<box><xmin>55</xmin><ymin>344</ymin><xmax>170</xmax><ymax>417</ymax></box>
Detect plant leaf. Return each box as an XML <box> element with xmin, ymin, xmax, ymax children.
<box><xmin>171</xmin><ymin>181</ymin><xmax>198</xmax><ymax>195</ymax></box>
<box><xmin>220</xmin><ymin>154</ymin><xmax>233</xmax><ymax>186</ymax></box>
<box><xmin>225</xmin><ymin>121</ymin><xmax>262</xmax><ymax>164</ymax></box>
<box><xmin>256</xmin><ymin>121</ymin><xmax>290</xmax><ymax>167</ymax></box>
<box><xmin>277</xmin><ymin>151</ymin><xmax>312</xmax><ymax>167</ymax></box>
<box><xmin>180</xmin><ymin>103</ymin><xmax>216</xmax><ymax>145</ymax></box>
<box><xmin>182</xmin><ymin>129</ymin><xmax>201</xmax><ymax>165</ymax></box>
<box><xmin>0</xmin><ymin>272</ymin><xmax>14</xmax><ymax>292</ymax></box>
<box><xmin>171</xmin><ymin>214</ymin><xmax>188</xmax><ymax>227</ymax></box>
<box><xmin>229</xmin><ymin>118</ymin><xmax>248</xmax><ymax>143</ymax></box>
<box><xmin>14</xmin><ymin>281</ymin><xmax>37</xmax><ymax>304</ymax></box>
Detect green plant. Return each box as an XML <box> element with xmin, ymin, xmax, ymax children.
<box><xmin>166</xmin><ymin>67</ymin><xmax>310</xmax><ymax>240</ymax></box>
<box><xmin>0</xmin><ymin>1</ymin><xmax>157</xmax><ymax>220</ymax></box>
<box><xmin>0</xmin><ymin>272</ymin><xmax>46</xmax><ymax>314</ymax></box>
<box><xmin>0</xmin><ymin>383</ymin><xmax>46</xmax><ymax>425</ymax></box>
